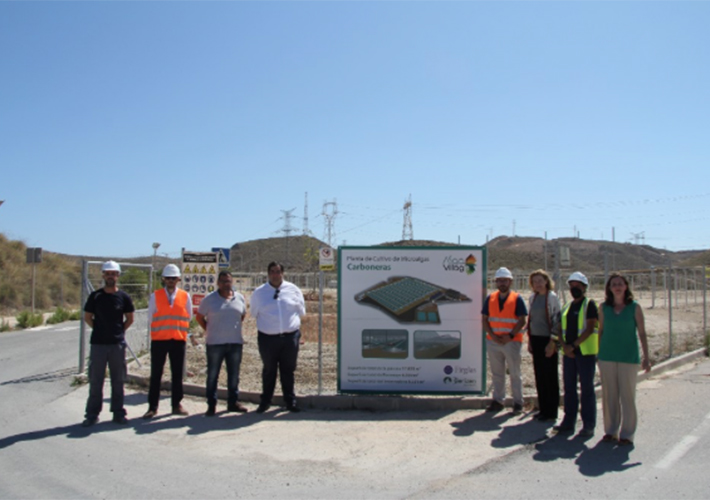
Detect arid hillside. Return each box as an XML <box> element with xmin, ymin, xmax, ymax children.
<box><xmin>1</xmin><ymin>232</ymin><xmax>706</xmax><ymax>314</ymax></box>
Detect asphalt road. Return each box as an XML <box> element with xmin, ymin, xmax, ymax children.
<box><xmin>1</xmin><ymin>322</ymin><xmax>709</xmax><ymax>499</ymax></box>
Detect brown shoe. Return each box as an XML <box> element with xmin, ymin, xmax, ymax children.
<box><xmin>142</xmin><ymin>409</ymin><xmax>157</xmax><ymax>420</ymax></box>
<box><xmin>172</xmin><ymin>405</ymin><xmax>189</xmax><ymax>416</ymax></box>
<box><xmin>227</xmin><ymin>403</ymin><xmax>248</xmax><ymax>413</ymax></box>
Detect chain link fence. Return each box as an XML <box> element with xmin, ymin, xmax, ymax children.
<box><xmin>489</xmin><ymin>265</ymin><xmax>708</xmax><ymax>361</ymax></box>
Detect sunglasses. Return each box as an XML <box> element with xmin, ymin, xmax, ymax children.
<box><xmin>164</xmin><ymin>277</ymin><xmax>179</xmax><ymax>281</ymax></box>
<box><xmin>273</xmin><ymin>288</ymin><xmax>280</xmax><ymax>300</ymax></box>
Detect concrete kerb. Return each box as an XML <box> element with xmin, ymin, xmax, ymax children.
<box><xmin>126</xmin><ymin>347</ymin><xmax>708</xmax><ymax>412</ymax></box>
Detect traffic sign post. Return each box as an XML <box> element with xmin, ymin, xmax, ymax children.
<box><xmin>211</xmin><ymin>247</ymin><xmax>231</xmax><ymax>268</ymax></box>
<box><xmin>26</xmin><ymin>247</ymin><xmax>42</xmax><ymax>314</ymax></box>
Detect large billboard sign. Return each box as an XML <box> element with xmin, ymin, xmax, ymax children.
<box><xmin>338</xmin><ymin>246</ymin><xmax>486</xmax><ymax>394</ymax></box>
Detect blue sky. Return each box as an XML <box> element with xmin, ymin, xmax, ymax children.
<box><xmin>1</xmin><ymin>1</ymin><xmax>709</xmax><ymax>258</ymax></box>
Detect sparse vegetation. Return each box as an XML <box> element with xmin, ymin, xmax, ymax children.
<box><xmin>0</xmin><ymin>233</ymin><xmax>82</xmax><ymax>313</ymax></box>
<box><xmin>15</xmin><ymin>311</ymin><xmax>44</xmax><ymax>329</ymax></box>
<box><xmin>0</xmin><ymin>319</ymin><xmax>11</xmax><ymax>332</ymax></box>
<box><xmin>46</xmin><ymin>306</ymin><xmax>81</xmax><ymax>325</ymax></box>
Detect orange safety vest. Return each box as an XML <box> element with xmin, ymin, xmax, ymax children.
<box><xmin>486</xmin><ymin>290</ymin><xmax>524</xmax><ymax>342</ymax></box>
<box><xmin>151</xmin><ymin>288</ymin><xmax>190</xmax><ymax>341</ymax></box>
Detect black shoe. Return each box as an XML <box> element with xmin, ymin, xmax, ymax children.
<box><xmin>205</xmin><ymin>406</ymin><xmax>216</xmax><ymax>417</ymax></box>
<box><xmin>172</xmin><ymin>405</ymin><xmax>189</xmax><ymax>416</ymax></box>
<box><xmin>536</xmin><ymin>414</ymin><xmax>557</xmax><ymax>422</ymax></box>
<box><xmin>486</xmin><ymin>401</ymin><xmax>504</xmax><ymax>412</ymax></box>
<box><xmin>142</xmin><ymin>409</ymin><xmax>157</xmax><ymax>419</ymax></box>
<box><xmin>227</xmin><ymin>403</ymin><xmax>248</xmax><ymax>413</ymax></box>
<box><xmin>82</xmin><ymin>417</ymin><xmax>99</xmax><ymax>427</ymax></box>
<box><xmin>112</xmin><ymin>415</ymin><xmax>128</xmax><ymax>425</ymax></box>
<box><xmin>511</xmin><ymin>404</ymin><xmax>523</xmax><ymax>415</ymax></box>
<box><xmin>553</xmin><ymin>423</ymin><xmax>575</xmax><ymax>433</ymax></box>
<box><xmin>256</xmin><ymin>403</ymin><xmax>270</xmax><ymax>414</ymax></box>
<box><xmin>286</xmin><ymin>405</ymin><xmax>302</xmax><ymax>413</ymax></box>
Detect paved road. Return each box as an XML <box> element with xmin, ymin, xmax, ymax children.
<box><xmin>1</xmin><ymin>323</ymin><xmax>709</xmax><ymax>499</ymax></box>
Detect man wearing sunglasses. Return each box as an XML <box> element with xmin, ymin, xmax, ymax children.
<box><xmin>143</xmin><ymin>264</ymin><xmax>192</xmax><ymax>419</ymax></box>
<box><xmin>250</xmin><ymin>261</ymin><xmax>306</xmax><ymax>414</ymax></box>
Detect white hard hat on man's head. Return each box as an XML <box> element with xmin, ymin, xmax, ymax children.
<box><xmin>567</xmin><ymin>271</ymin><xmax>589</xmax><ymax>286</ymax></box>
<box><xmin>101</xmin><ymin>261</ymin><xmax>121</xmax><ymax>273</ymax></box>
<box><xmin>494</xmin><ymin>267</ymin><xmax>514</xmax><ymax>280</ymax></box>
<box><xmin>162</xmin><ymin>264</ymin><xmax>181</xmax><ymax>278</ymax></box>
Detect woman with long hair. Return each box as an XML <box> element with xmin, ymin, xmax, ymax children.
<box><xmin>598</xmin><ymin>273</ymin><xmax>651</xmax><ymax>446</ymax></box>
<box><xmin>526</xmin><ymin>270</ymin><xmax>561</xmax><ymax>422</ymax></box>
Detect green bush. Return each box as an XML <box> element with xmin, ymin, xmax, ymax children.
<box><xmin>46</xmin><ymin>306</ymin><xmax>70</xmax><ymax>325</ymax></box>
<box><xmin>133</xmin><ymin>297</ymin><xmax>148</xmax><ymax>310</ymax></box>
<box><xmin>16</xmin><ymin>311</ymin><xmax>44</xmax><ymax>329</ymax></box>
<box><xmin>68</xmin><ymin>310</ymin><xmax>81</xmax><ymax>321</ymax></box>
<box><xmin>0</xmin><ymin>320</ymin><xmax>12</xmax><ymax>332</ymax></box>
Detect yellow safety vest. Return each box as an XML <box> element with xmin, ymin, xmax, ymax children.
<box><xmin>561</xmin><ymin>297</ymin><xmax>598</xmax><ymax>356</ymax></box>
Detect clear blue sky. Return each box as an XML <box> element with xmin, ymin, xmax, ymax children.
<box><xmin>1</xmin><ymin>1</ymin><xmax>709</xmax><ymax>258</ymax></box>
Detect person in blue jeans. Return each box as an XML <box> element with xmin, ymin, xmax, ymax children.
<box><xmin>555</xmin><ymin>272</ymin><xmax>599</xmax><ymax>438</ymax></box>
<box><xmin>196</xmin><ymin>271</ymin><xmax>248</xmax><ymax>416</ymax></box>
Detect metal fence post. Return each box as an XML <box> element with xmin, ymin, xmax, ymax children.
<box><xmin>78</xmin><ymin>260</ymin><xmax>88</xmax><ymax>374</ymax></box>
<box><xmin>651</xmin><ymin>267</ymin><xmax>656</xmax><ymax>308</ymax></box>
<box><xmin>668</xmin><ymin>262</ymin><xmax>673</xmax><ymax>359</ymax></box>
<box><xmin>318</xmin><ymin>269</ymin><xmax>324</xmax><ymax>396</ymax></box>
<box><xmin>704</xmin><ymin>266</ymin><xmax>707</xmax><ymax>339</ymax></box>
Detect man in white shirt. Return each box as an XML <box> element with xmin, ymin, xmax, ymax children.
<box><xmin>250</xmin><ymin>261</ymin><xmax>306</xmax><ymax>413</ymax></box>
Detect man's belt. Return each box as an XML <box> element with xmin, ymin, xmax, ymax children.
<box><xmin>258</xmin><ymin>330</ymin><xmax>298</xmax><ymax>337</ymax></box>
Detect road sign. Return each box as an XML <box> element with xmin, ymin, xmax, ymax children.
<box><xmin>26</xmin><ymin>247</ymin><xmax>42</xmax><ymax>264</ymax></box>
<box><xmin>211</xmin><ymin>247</ymin><xmax>231</xmax><ymax>268</ymax></box>
<box><xmin>319</xmin><ymin>247</ymin><xmax>335</xmax><ymax>271</ymax></box>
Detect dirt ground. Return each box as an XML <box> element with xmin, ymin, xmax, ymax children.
<box><xmin>130</xmin><ymin>291</ymin><xmax>708</xmax><ymax>398</ymax></box>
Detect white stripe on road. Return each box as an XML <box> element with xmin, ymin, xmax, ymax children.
<box><xmin>655</xmin><ymin>435</ymin><xmax>700</xmax><ymax>470</ymax></box>
<box><xmin>655</xmin><ymin>411</ymin><xmax>710</xmax><ymax>470</ymax></box>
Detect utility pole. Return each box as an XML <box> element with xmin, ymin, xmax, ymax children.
<box><xmin>151</xmin><ymin>242</ymin><xmax>160</xmax><ymax>292</ymax></box>
<box><xmin>544</xmin><ymin>231</ymin><xmax>548</xmax><ymax>271</ymax></box>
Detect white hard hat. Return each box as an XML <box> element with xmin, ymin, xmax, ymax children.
<box><xmin>494</xmin><ymin>267</ymin><xmax>513</xmax><ymax>280</ymax></box>
<box><xmin>567</xmin><ymin>271</ymin><xmax>589</xmax><ymax>286</ymax></box>
<box><xmin>162</xmin><ymin>264</ymin><xmax>181</xmax><ymax>278</ymax></box>
<box><xmin>101</xmin><ymin>261</ymin><xmax>121</xmax><ymax>273</ymax></box>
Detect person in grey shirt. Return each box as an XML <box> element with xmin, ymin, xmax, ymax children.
<box><xmin>196</xmin><ymin>271</ymin><xmax>248</xmax><ymax>416</ymax></box>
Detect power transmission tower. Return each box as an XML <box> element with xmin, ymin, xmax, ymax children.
<box><xmin>278</xmin><ymin>208</ymin><xmax>297</xmax><ymax>264</ymax></box>
<box><xmin>630</xmin><ymin>231</ymin><xmax>645</xmax><ymax>245</ymax></box>
<box><xmin>402</xmin><ymin>194</ymin><xmax>413</xmax><ymax>241</ymax></box>
<box><xmin>322</xmin><ymin>199</ymin><xmax>338</xmax><ymax>248</ymax></box>
<box><xmin>302</xmin><ymin>192</ymin><xmax>314</xmax><ymax>236</ymax></box>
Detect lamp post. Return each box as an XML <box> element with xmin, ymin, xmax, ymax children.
<box><xmin>151</xmin><ymin>242</ymin><xmax>160</xmax><ymax>291</ymax></box>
